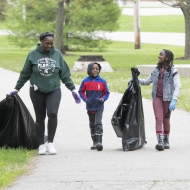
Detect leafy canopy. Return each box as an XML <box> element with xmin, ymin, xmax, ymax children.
<box><xmin>64</xmin><ymin>0</ymin><xmax>121</xmax><ymax>50</ymax></box>
<box><xmin>5</xmin><ymin>0</ymin><xmax>56</xmax><ymax>47</ymax></box>
<box><xmin>5</xmin><ymin>0</ymin><xmax>121</xmax><ymax>50</ymax></box>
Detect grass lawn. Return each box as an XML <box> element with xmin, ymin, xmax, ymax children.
<box><xmin>0</xmin><ymin>14</ymin><xmax>185</xmax><ymax>33</ymax></box>
<box><xmin>0</xmin><ymin>148</ymin><xmax>37</xmax><ymax>189</ymax></box>
<box><xmin>0</xmin><ymin>36</ymin><xmax>190</xmax><ymax>112</ymax></box>
<box><xmin>117</xmin><ymin>15</ymin><xmax>185</xmax><ymax>33</ymax></box>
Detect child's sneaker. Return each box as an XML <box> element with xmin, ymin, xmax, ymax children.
<box><xmin>38</xmin><ymin>144</ymin><xmax>46</xmax><ymax>155</ymax></box>
<box><xmin>47</xmin><ymin>143</ymin><xmax>57</xmax><ymax>155</ymax></box>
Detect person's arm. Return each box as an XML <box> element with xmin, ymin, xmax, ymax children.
<box><xmin>138</xmin><ymin>74</ymin><xmax>153</xmax><ymax>86</ymax></box>
<box><xmin>172</xmin><ymin>71</ymin><xmax>181</xmax><ymax>101</ymax></box>
<box><xmin>14</xmin><ymin>53</ymin><xmax>32</xmax><ymax>91</ymax></box>
<box><xmin>101</xmin><ymin>80</ymin><xmax>110</xmax><ymax>102</ymax></box>
<box><xmin>169</xmin><ymin>69</ymin><xmax>181</xmax><ymax>111</ymax></box>
<box><xmin>59</xmin><ymin>54</ymin><xmax>81</xmax><ymax>103</ymax></box>
<box><xmin>78</xmin><ymin>81</ymin><xmax>87</xmax><ymax>102</ymax></box>
<box><xmin>59</xmin><ymin>55</ymin><xmax>75</xmax><ymax>91</ymax></box>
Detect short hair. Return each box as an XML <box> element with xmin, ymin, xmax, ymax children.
<box><xmin>39</xmin><ymin>32</ymin><xmax>54</xmax><ymax>41</ymax></box>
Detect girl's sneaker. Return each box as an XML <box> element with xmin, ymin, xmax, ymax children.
<box><xmin>47</xmin><ymin>143</ymin><xmax>57</xmax><ymax>155</ymax></box>
<box><xmin>38</xmin><ymin>144</ymin><xmax>46</xmax><ymax>155</ymax></box>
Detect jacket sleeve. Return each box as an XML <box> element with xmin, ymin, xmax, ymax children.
<box><xmin>102</xmin><ymin>80</ymin><xmax>110</xmax><ymax>101</ymax></box>
<box><xmin>172</xmin><ymin>70</ymin><xmax>181</xmax><ymax>100</ymax></box>
<box><xmin>59</xmin><ymin>55</ymin><xmax>75</xmax><ymax>91</ymax></box>
<box><xmin>78</xmin><ymin>81</ymin><xmax>87</xmax><ymax>102</ymax></box>
<box><xmin>138</xmin><ymin>74</ymin><xmax>153</xmax><ymax>85</ymax></box>
<box><xmin>15</xmin><ymin>53</ymin><xmax>32</xmax><ymax>91</ymax></box>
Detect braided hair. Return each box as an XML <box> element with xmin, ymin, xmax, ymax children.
<box><xmin>157</xmin><ymin>49</ymin><xmax>174</xmax><ymax>70</ymax></box>
<box><xmin>39</xmin><ymin>32</ymin><xmax>54</xmax><ymax>41</ymax></box>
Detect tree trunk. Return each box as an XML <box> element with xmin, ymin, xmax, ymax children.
<box><xmin>180</xmin><ymin>5</ymin><xmax>190</xmax><ymax>59</ymax></box>
<box><xmin>64</xmin><ymin>0</ymin><xmax>70</xmax><ymax>51</ymax></box>
<box><xmin>55</xmin><ymin>0</ymin><xmax>65</xmax><ymax>54</ymax></box>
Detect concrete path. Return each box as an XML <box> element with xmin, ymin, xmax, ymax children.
<box><xmin>118</xmin><ymin>1</ymin><xmax>177</xmax><ymax>8</ymax></box>
<box><xmin>122</xmin><ymin>8</ymin><xmax>182</xmax><ymax>16</ymax></box>
<box><xmin>0</xmin><ymin>30</ymin><xmax>185</xmax><ymax>46</ymax></box>
<box><xmin>1</xmin><ymin>67</ymin><xmax>190</xmax><ymax>190</ymax></box>
<box><xmin>97</xmin><ymin>32</ymin><xmax>185</xmax><ymax>46</ymax></box>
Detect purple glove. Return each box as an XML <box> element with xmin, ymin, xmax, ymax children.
<box><xmin>72</xmin><ymin>90</ymin><xmax>81</xmax><ymax>104</ymax></box>
<box><xmin>9</xmin><ymin>89</ymin><xmax>18</xmax><ymax>96</ymax></box>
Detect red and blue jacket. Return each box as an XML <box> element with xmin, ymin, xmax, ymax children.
<box><xmin>78</xmin><ymin>75</ymin><xmax>110</xmax><ymax>111</ymax></box>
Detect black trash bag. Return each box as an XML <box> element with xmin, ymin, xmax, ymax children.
<box><xmin>111</xmin><ymin>68</ymin><xmax>146</xmax><ymax>151</ymax></box>
<box><xmin>0</xmin><ymin>94</ymin><xmax>39</xmax><ymax>149</ymax></box>
<box><xmin>111</xmin><ymin>96</ymin><xmax>126</xmax><ymax>138</ymax></box>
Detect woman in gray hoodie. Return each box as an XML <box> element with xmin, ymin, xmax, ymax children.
<box><xmin>138</xmin><ymin>49</ymin><xmax>181</xmax><ymax>151</ymax></box>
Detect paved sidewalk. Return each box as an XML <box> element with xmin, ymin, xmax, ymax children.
<box><xmin>1</xmin><ymin>67</ymin><xmax>190</xmax><ymax>190</ymax></box>
<box><xmin>97</xmin><ymin>32</ymin><xmax>185</xmax><ymax>46</ymax></box>
<box><xmin>118</xmin><ymin>1</ymin><xmax>176</xmax><ymax>7</ymax></box>
<box><xmin>122</xmin><ymin>8</ymin><xmax>182</xmax><ymax>16</ymax></box>
<box><xmin>0</xmin><ymin>30</ymin><xmax>185</xmax><ymax>46</ymax></box>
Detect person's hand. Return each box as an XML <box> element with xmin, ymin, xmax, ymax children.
<box><xmin>131</xmin><ymin>67</ymin><xmax>140</xmax><ymax>76</ymax></box>
<box><xmin>99</xmin><ymin>98</ymin><xmax>104</xmax><ymax>102</ymax></box>
<box><xmin>72</xmin><ymin>90</ymin><xmax>81</xmax><ymax>104</ymax></box>
<box><xmin>169</xmin><ymin>99</ymin><xmax>177</xmax><ymax>111</ymax></box>
<box><xmin>9</xmin><ymin>89</ymin><xmax>18</xmax><ymax>96</ymax></box>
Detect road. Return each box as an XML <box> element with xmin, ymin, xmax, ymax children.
<box><xmin>0</xmin><ymin>67</ymin><xmax>189</xmax><ymax>190</ymax></box>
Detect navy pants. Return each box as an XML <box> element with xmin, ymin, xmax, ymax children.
<box><xmin>87</xmin><ymin>110</ymin><xmax>103</xmax><ymax>135</ymax></box>
<box><xmin>30</xmin><ymin>87</ymin><xmax>61</xmax><ymax>145</ymax></box>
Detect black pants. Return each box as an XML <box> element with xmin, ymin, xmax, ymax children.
<box><xmin>87</xmin><ymin>110</ymin><xmax>103</xmax><ymax>135</ymax></box>
<box><xmin>30</xmin><ymin>87</ymin><xmax>61</xmax><ymax>145</ymax></box>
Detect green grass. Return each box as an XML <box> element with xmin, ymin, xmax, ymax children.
<box><xmin>63</xmin><ymin>42</ymin><xmax>190</xmax><ymax>112</ymax></box>
<box><xmin>1</xmin><ymin>36</ymin><xmax>188</xmax><ymax>71</ymax></box>
<box><xmin>0</xmin><ymin>148</ymin><xmax>37</xmax><ymax>189</ymax></box>
<box><xmin>1</xmin><ymin>35</ymin><xmax>189</xmax><ymax>111</ymax></box>
<box><xmin>117</xmin><ymin>14</ymin><xmax>185</xmax><ymax>33</ymax></box>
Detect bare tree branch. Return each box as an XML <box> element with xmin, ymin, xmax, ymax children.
<box><xmin>158</xmin><ymin>0</ymin><xmax>190</xmax><ymax>8</ymax></box>
<box><xmin>158</xmin><ymin>0</ymin><xmax>180</xmax><ymax>8</ymax></box>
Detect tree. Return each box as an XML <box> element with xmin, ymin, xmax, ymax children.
<box><xmin>5</xmin><ymin>0</ymin><xmax>57</xmax><ymax>47</ymax></box>
<box><xmin>64</xmin><ymin>0</ymin><xmax>121</xmax><ymax>51</ymax></box>
<box><xmin>159</xmin><ymin>0</ymin><xmax>190</xmax><ymax>59</ymax></box>
<box><xmin>0</xmin><ymin>0</ymin><xmax>7</xmax><ymax>21</ymax></box>
<box><xmin>5</xmin><ymin>0</ymin><xmax>121</xmax><ymax>51</ymax></box>
<box><xmin>55</xmin><ymin>0</ymin><xmax>65</xmax><ymax>54</ymax></box>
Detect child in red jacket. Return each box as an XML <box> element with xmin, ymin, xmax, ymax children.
<box><xmin>78</xmin><ymin>62</ymin><xmax>110</xmax><ymax>151</ymax></box>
